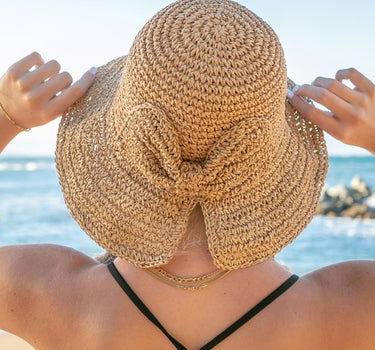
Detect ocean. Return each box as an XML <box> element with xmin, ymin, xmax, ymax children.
<box><xmin>1</xmin><ymin>156</ymin><xmax>375</xmax><ymax>276</ymax></box>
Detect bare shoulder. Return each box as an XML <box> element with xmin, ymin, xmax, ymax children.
<box><xmin>304</xmin><ymin>259</ymin><xmax>375</xmax><ymax>294</ymax></box>
<box><xmin>303</xmin><ymin>260</ymin><xmax>375</xmax><ymax>349</ymax></box>
<box><xmin>0</xmin><ymin>243</ymin><xmax>96</xmax><ymax>279</ymax></box>
<box><xmin>0</xmin><ymin>244</ymin><xmax>97</xmax><ymax>342</ymax></box>
<box><xmin>304</xmin><ymin>260</ymin><xmax>375</xmax><ymax>316</ymax></box>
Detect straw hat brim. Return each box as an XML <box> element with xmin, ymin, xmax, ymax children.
<box><xmin>55</xmin><ymin>55</ymin><xmax>328</xmax><ymax>269</ymax></box>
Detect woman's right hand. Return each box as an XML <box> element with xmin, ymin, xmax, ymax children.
<box><xmin>0</xmin><ymin>52</ymin><xmax>96</xmax><ymax>152</ymax></box>
<box><xmin>287</xmin><ymin>68</ymin><xmax>375</xmax><ymax>154</ymax></box>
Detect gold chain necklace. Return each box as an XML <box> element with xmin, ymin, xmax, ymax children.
<box><xmin>154</xmin><ymin>266</ymin><xmax>223</xmax><ymax>283</ymax></box>
<box><xmin>144</xmin><ymin>267</ymin><xmax>231</xmax><ymax>291</ymax></box>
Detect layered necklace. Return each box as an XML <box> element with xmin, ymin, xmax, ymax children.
<box><xmin>145</xmin><ymin>266</ymin><xmax>231</xmax><ymax>291</ymax></box>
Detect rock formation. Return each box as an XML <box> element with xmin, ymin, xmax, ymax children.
<box><xmin>317</xmin><ymin>177</ymin><xmax>375</xmax><ymax>218</ymax></box>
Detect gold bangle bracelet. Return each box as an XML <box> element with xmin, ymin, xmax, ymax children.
<box><xmin>0</xmin><ymin>102</ymin><xmax>30</xmax><ymax>132</ymax></box>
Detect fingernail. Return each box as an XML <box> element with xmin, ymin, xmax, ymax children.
<box><xmin>286</xmin><ymin>88</ymin><xmax>294</xmax><ymax>99</ymax></box>
<box><xmin>89</xmin><ymin>67</ymin><xmax>97</xmax><ymax>75</ymax></box>
<box><xmin>292</xmin><ymin>85</ymin><xmax>301</xmax><ymax>93</ymax></box>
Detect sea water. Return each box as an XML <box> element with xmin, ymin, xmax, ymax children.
<box><xmin>1</xmin><ymin>156</ymin><xmax>375</xmax><ymax>276</ymax></box>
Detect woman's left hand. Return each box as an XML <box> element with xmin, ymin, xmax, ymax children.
<box><xmin>287</xmin><ymin>68</ymin><xmax>375</xmax><ymax>154</ymax></box>
<box><xmin>0</xmin><ymin>52</ymin><xmax>96</xmax><ymax>131</ymax></box>
<box><xmin>0</xmin><ymin>52</ymin><xmax>96</xmax><ymax>153</ymax></box>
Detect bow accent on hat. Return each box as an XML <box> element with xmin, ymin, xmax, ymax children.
<box><xmin>117</xmin><ymin>103</ymin><xmax>277</xmax><ymax>202</ymax></box>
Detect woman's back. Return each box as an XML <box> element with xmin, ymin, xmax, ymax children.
<box><xmin>2</xmin><ymin>244</ymin><xmax>375</xmax><ymax>350</ymax></box>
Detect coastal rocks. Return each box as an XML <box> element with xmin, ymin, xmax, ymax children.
<box><xmin>350</xmin><ymin>176</ymin><xmax>371</xmax><ymax>200</ymax></box>
<box><xmin>317</xmin><ymin>177</ymin><xmax>375</xmax><ymax>218</ymax></box>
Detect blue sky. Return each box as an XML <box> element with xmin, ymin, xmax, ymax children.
<box><xmin>1</xmin><ymin>0</ymin><xmax>374</xmax><ymax>156</ymax></box>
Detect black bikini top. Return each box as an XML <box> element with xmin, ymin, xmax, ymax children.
<box><xmin>108</xmin><ymin>262</ymin><xmax>299</xmax><ymax>350</ymax></box>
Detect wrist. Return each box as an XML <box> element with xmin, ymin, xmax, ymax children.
<box><xmin>0</xmin><ymin>102</ymin><xmax>30</xmax><ymax>132</ymax></box>
<box><xmin>0</xmin><ymin>109</ymin><xmax>23</xmax><ymax>153</ymax></box>
<box><xmin>0</xmin><ymin>107</ymin><xmax>22</xmax><ymax>132</ymax></box>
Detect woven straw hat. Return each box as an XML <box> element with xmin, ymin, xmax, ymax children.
<box><xmin>55</xmin><ymin>0</ymin><xmax>328</xmax><ymax>269</ymax></box>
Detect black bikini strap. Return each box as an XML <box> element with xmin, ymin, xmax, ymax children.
<box><xmin>107</xmin><ymin>262</ymin><xmax>187</xmax><ymax>350</ymax></box>
<box><xmin>199</xmin><ymin>274</ymin><xmax>299</xmax><ymax>350</ymax></box>
<box><xmin>108</xmin><ymin>262</ymin><xmax>299</xmax><ymax>350</ymax></box>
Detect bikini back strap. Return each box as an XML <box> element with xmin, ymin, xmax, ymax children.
<box><xmin>108</xmin><ymin>262</ymin><xmax>299</xmax><ymax>350</ymax></box>
<box><xmin>199</xmin><ymin>274</ymin><xmax>299</xmax><ymax>350</ymax></box>
<box><xmin>107</xmin><ymin>262</ymin><xmax>187</xmax><ymax>350</ymax></box>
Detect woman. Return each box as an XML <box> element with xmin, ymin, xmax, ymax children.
<box><xmin>1</xmin><ymin>0</ymin><xmax>375</xmax><ymax>349</ymax></box>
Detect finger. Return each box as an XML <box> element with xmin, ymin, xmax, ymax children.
<box><xmin>294</xmin><ymin>84</ymin><xmax>358</xmax><ymax>121</ymax></box>
<box><xmin>20</xmin><ymin>60</ymin><xmax>61</xmax><ymax>88</ymax></box>
<box><xmin>34</xmin><ymin>72</ymin><xmax>73</xmax><ymax>101</ymax></box>
<box><xmin>287</xmin><ymin>93</ymin><xmax>339</xmax><ymax>136</ymax></box>
<box><xmin>7</xmin><ymin>52</ymin><xmax>44</xmax><ymax>79</ymax></box>
<box><xmin>47</xmin><ymin>68</ymin><xmax>96</xmax><ymax>117</ymax></box>
<box><xmin>336</xmin><ymin>68</ymin><xmax>375</xmax><ymax>94</ymax></box>
<box><xmin>312</xmin><ymin>77</ymin><xmax>363</xmax><ymax>105</ymax></box>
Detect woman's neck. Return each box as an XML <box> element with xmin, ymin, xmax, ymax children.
<box><xmin>160</xmin><ymin>204</ymin><xmax>218</xmax><ymax>275</ymax></box>
<box><xmin>115</xmin><ymin>204</ymin><xmax>291</xmax><ymax>281</ymax></box>
<box><xmin>162</xmin><ymin>242</ymin><xmax>218</xmax><ymax>276</ymax></box>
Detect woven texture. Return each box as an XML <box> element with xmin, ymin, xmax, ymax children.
<box><xmin>55</xmin><ymin>0</ymin><xmax>328</xmax><ymax>269</ymax></box>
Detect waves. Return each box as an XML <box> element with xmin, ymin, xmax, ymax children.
<box><xmin>0</xmin><ymin>157</ymin><xmax>55</xmax><ymax>172</ymax></box>
<box><xmin>315</xmin><ymin>215</ymin><xmax>375</xmax><ymax>238</ymax></box>
<box><xmin>1</xmin><ymin>155</ymin><xmax>375</xmax><ymax>275</ymax></box>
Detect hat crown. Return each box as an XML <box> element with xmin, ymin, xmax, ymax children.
<box><xmin>114</xmin><ymin>0</ymin><xmax>287</xmax><ymax>161</ymax></box>
<box><xmin>57</xmin><ymin>0</ymin><xmax>328</xmax><ymax>269</ymax></box>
